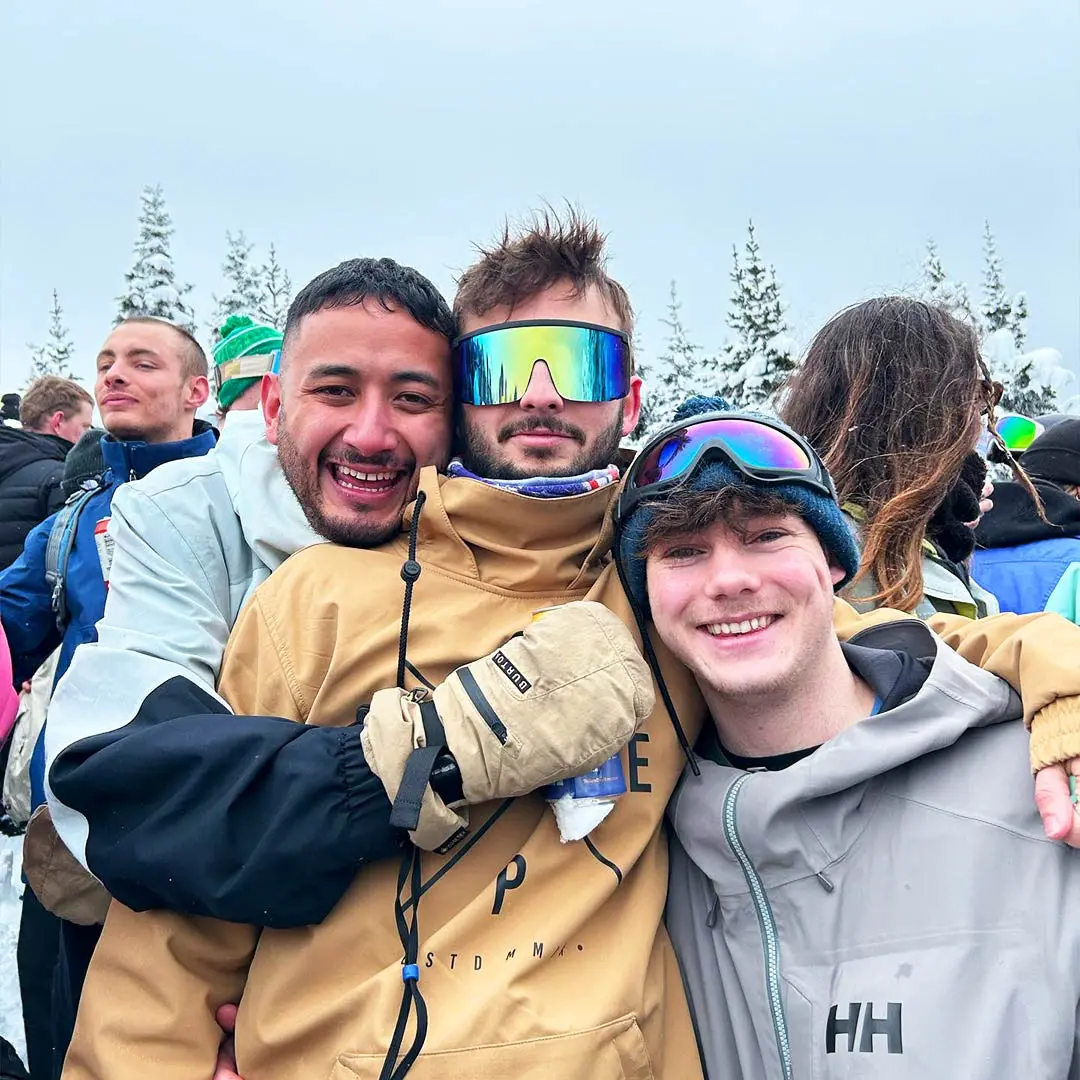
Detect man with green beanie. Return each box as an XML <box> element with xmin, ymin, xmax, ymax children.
<box><xmin>613</xmin><ymin>398</ymin><xmax>1080</xmax><ymax>1079</ymax></box>
<box><xmin>212</xmin><ymin>315</ymin><xmax>282</xmax><ymax>423</ymax></box>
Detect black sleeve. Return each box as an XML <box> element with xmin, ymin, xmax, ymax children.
<box><xmin>42</xmin><ymin>471</ymin><xmax>67</xmax><ymax>517</ymax></box>
<box><xmin>50</xmin><ymin>676</ymin><xmax>403</xmax><ymax>928</ymax></box>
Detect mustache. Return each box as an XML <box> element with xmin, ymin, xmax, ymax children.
<box><xmin>497</xmin><ymin>416</ymin><xmax>586</xmax><ymax>444</ymax></box>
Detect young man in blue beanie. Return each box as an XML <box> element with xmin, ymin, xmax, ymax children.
<box><xmin>615</xmin><ymin>403</ymin><xmax>1080</xmax><ymax>1079</ymax></box>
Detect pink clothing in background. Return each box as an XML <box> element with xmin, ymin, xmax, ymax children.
<box><xmin>0</xmin><ymin>621</ymin><xmax>17</xmax><ymax>743</ymax></box>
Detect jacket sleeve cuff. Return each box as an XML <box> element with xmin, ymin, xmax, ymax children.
<box><xmin>1029</xmin><ymin>697</ymin><xmax>1080</xmax><ymax>771</ymax></box>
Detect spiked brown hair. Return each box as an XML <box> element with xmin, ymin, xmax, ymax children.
<box><xmin>454</xmin><ymin>206</ymin><xmax>635</xmax><ymax>350</ymax></box>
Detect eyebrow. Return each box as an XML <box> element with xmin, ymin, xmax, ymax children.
<box><xmin>96</xmin><ymin>348</ymin><xmax>159</xmax><ymax>361</ymax></box>
<box><xmin>306</xmin><ymin>364</ymin><xmax>444</xmax><ymax>390</ymax></box>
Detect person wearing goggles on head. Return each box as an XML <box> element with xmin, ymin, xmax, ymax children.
<box><xmin>211</xmin><ymin>314</ymin><xmax>283</xmax><ymax>427</ymax></box>
<box><xmin>614</xmin><ymin>401</ymin><xmax>1080</xmax><ymax>1079</ymax></box>
<box><xmin>56</xmin><ymin>215</ymin><xmax>1080</xmax><ymax>1080</ymax></box>
<box><xmin>975</xmin><ymin>418</ymin><xmax>1080</xmax><ymax>623</ymax></box>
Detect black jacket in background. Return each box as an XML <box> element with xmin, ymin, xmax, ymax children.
<box><xmin>975</xmin><ymin>478</ymin><xmax>1080</xmax><ymax>549</ymax></box>
<box><xmin>0</xmin><ymin>426</ymin><xmax>72</xmax><ymax>571</ymax></box>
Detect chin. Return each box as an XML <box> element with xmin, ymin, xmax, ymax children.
<box><xmin>318</xmin><ymin>509</ymin><xmax>402</xmax><ymax>548</ymax></box>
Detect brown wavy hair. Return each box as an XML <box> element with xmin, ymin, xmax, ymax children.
<box><xmin>779</xmin><ymin>297</ymin><xmax>1019</xmax><ymax>612</ymax></box>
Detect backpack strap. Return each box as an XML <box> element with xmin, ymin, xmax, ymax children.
<box><xmin>44</xmin><ymin>485</ymin><xmax>100</xmax><ymax>635</ymax></box>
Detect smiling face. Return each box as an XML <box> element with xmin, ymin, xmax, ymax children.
<box><xmin>645</xmin><ymin>507</ymin><xmax>845</xmax><ymax>709</ymax></box>
<box><xmin>264</xmin><ymin>300</ymin><xmax>453</xmax><ymax>547</ymax></box>
<box><xmin>458</xmin><ymin>281</ymin><xmax>641</xmax><ymax>479</ymax></box>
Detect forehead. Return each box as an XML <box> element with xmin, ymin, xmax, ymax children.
<box><xmin>458</xmin><ymin>281</ymin><xmax>621</xmax><ymax>336</ymax></box>
<box><xmin>286</xmin><ymin>302</ymin><xmax>450</xmax><ymax>379</ymax></box>
<box><xmin>99</xmin><ymin>322</ymin><xmax>180</xmax><ymax>359</ymax></box>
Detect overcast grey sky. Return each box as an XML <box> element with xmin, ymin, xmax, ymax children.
<box><xmin>2</xmin><ymin>0</ymin><xmax>1077</xmax><ymax>393</ymax></box>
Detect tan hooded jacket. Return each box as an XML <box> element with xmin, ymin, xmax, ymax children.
<box><xmin>63</xmin><ymin>469</ymin><xmax>1080</xmax><ymax>1080</ymax></box>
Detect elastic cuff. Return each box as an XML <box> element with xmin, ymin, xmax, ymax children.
<box><xmin>1029</xmin><ymin>697</ymin><xmax>1080</xmax><ymax>771</ymax></box>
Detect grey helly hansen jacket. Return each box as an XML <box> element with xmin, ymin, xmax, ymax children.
<box><xmin>666</xmin><ymin>620</ymin><xmax>1080</xmax><ymax>1080</ymax></box>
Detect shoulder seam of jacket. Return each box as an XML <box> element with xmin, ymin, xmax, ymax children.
<box><xmin>881</xmin><ymin>790</ymin><xmax>1058</xmax><ymax>848</ymax></box>
<box><xmin>253</xmin><ymin>593</ymin><xmax>309</xmax><ymax>721</ymax></box>
<box><xmin>117</xmin><ymin>485</ymin><xmax>217</xmax><ymax>595</ymax></box>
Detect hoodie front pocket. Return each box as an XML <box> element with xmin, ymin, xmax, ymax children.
<box><xmin>329</xmin><ymin>1014</ymin><xmax>654</xmax><ymax>1080</ymax></box>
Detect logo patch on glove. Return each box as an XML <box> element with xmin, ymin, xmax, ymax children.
<box><xmin>492</xmin><ymin>650</ymin><xmax>532</xmax><ymax>694</ymax></box>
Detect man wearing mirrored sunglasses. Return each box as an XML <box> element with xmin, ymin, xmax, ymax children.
<box><xmin>59</xmin><ymin>213</ymin><xmax>1080</xmax><ymax>1080</ymax></box>
<box><xmin>616</xmin><ymin>401</ymin><xmax>1080</xmax><ymax>1079</ymax></box>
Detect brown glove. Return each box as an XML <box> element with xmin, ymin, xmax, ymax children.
<box><xmin>361</xmin><ymin>600</ymin><xmax>654</xmax><ymax>851</ymax></box>
<box><xmin>23</xmin><ymin>805</ymin><xmax>111</xmax><ymax>926</ymax></box>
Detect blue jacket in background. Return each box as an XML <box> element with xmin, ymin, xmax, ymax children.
<box><xmin>973</xmin><ymin>478</ymin><xmax>1080</xmax><ymax>622</ymax></box>
<box><xmin>0</xmin><ymin>421</ymin><xmax>217</xmax><ymax>811</ymax></box>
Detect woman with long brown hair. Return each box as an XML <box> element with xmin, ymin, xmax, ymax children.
<box><xmin>779</xmin><ymin>296</ymin><xmax>1016</xmax><ymax>617</ymax></box>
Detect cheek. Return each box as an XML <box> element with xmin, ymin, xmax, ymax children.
<box><xmin>462</xmin><ymin>407</ymin><xmax>501</xmax><ymax>442</ymax></box>
<box><xmin>406</xmin><ymin>414</ymin><xmax>453</xmax><ymax>463</ymax></box>
<box><xmin>646</xmin><ymin>566</ymin><xmax>693</xmax><ymax>633</ymax></box>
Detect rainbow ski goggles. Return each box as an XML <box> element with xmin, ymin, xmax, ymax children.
<box><xmin>616</xmin><ymin>412</ymin><xmax>837</xmax><ymax>527</ymax></box>
<box><xmin>453</xmin><ymin>320</ymin><xmax>632</xmax><ymax>406</ymax></box>
<box><xmin>994</xmin><ymin>412</ymin><xmax>1044</xmax><ymax>453</ymax></box>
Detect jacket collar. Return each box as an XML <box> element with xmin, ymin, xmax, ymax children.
<box><xmin>101</xmin><ymin>419</ymin><xmax>217</xmax><ymax>482</ymax></box>
<box><xmin>670</xmin><ymin>621</ymin><xmax>1020</xmax><ymax>889</ymax></box>
<box><xmin>404</xmin><ymin>467</ymin><xmax>615</xmax><ymax>594</ymax></box>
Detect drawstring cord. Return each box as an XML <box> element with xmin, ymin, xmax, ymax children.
<box><xmin>614</xmin><ymin>549</ymin><xmax>700</xmax><ymax>776</ymax></box>
<box><xmin>396</xmin><ymin>490</ymin><xmax>426</xmax><ymax>690</ymax></box>
<box><xmin>380</xmin><ymin>490</ymin><xmax>429</xmax><ymax>1080</ymax></box>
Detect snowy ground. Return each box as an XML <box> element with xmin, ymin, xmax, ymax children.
<box><xmin>0</xmin><ymin>835</ymin><xmax>25</xmax><ymax>1063</ymax></box>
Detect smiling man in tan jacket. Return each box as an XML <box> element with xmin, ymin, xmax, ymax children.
<box><xmin>63</xmin><ymin>213</ymin><xmax>1080</xmax><ymax>1080</ymax></box>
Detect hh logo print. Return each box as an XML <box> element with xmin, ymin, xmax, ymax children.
<box><xmin>825</xmin><ymin>1002</ymin><xmax>903</xmax><ymax>1054</ymax></box>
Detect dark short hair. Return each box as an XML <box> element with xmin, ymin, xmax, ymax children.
<box><xmin>641</xmin><ymin>485</ymin><xmax>811</xmax><ymax>554</ymax></box>
<box><xmin>282</xmin><ymin>258</ymin><xmax>455</xmax><ymax>362</ymax></box>
<box><xmin>119</xmin><ymin>317</ymin><xmax>208</xmax><ymax>380</ymax></box>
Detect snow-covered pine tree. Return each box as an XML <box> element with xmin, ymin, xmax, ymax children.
<box><xmin>718</xmin><ymin>221</ymin><xmax>797</xmax><ymax>407</ymax></box>
<box><xmin>116</xmin><ymin>184</ymin><xmax>196</xmax><ymax>334</ymax></box>
<box><xmin>982</xmin><ymin>328</ymin><xmax>1059</xmax><ymax>417</ymax></box>
<box><xmin>979</xmin><ymin>221</ymin><xmax>1028</xmax><ymax>351</ymax></box>
<box><xmin>648</xmin><ymin>282</ymin><xmax>703</xmax><ymax>433</ymax></box>
<box><xmin>257</xmin><ymin>243</ymin><xmax>293</xmax><ymax>331</ymax></box>
<box><xmin>919</xmin><ymin>239</ymin><xmax>976</xmax><ymax>326</ymax></box>
<box><xmin>26</xmin><ymin>289</ymin><xmax>77</xmax><ymax>384</ymax></box>
<box><xmin>209</xmin><ymin>231</ymin><xmax>265</xmax><ymax>340</ymax></box>
<box><xmin>1009</xmin><ymin>292</ymin><xmax>1029</xmax><ymax>351</ymax></box>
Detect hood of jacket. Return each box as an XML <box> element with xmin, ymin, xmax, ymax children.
<box><xmin>976</xmin><ymin>478</ymin><xmax>1080</xmax><ymax>548</ymax></box>
<box><xmin>0</xmin><ymin>426</ymin><xmax>70</xmax><ymax>484</ymax></box>
<box><xmin>403</xmin><ymin>465</ymin><xmax>615</xmax><ymax>594</ymax></box>
<box><xmin>210</xmin><ymin>407</ymin><xmax>325</xmax><ymax>571</ymax></box>
<box><xmin>669</xmin><ymin>620</ymin><xmax>1020</xmax><ymax>889</ymax></box>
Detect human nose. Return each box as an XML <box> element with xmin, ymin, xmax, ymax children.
<box><xmin>701</xmin><ymin>546</ymin><xmax>761</xmax><ymax>599</ymax></box>
<box><xmin>517</xmin><ymin>361</ymin><xmax>564</xmax><ymax>412</ymax></box>
<box><xmin>341</xmin><ymin>396</ymin><xmax>398</xmax><ymax>457</ymax></box>
<box><xmin>103</xmin><ymin>363</ymin><xmax>127</xmax><ymax>387</ymax></box>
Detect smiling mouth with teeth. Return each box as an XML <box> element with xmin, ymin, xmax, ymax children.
<box><xmin>330</xmin><ymin>464</ymin><xmax>402</xmax><ymax>492</ymax></box>
<box><xmin>703</xmin><ymin>615</ymin><xmax>777</xmax><ymax>637</ymax></box>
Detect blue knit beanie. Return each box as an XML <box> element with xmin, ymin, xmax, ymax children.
<box><xmin>616</xmin><ymin>395</ymin><xmax>861</xmax><ymax>614</ymax></box>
